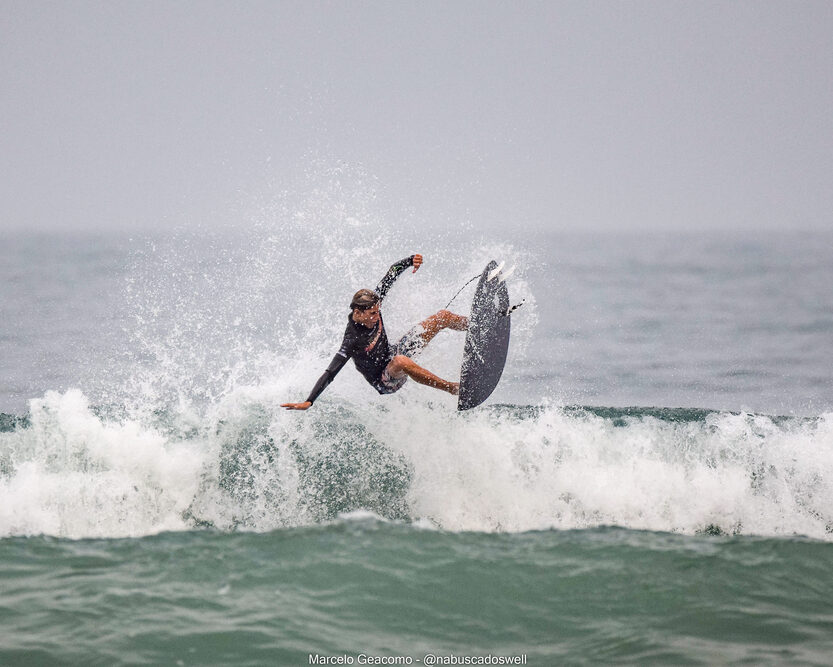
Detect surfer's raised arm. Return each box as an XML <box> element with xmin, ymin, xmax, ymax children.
<box><xmin>375</xmin><ymin>254</ymin><xmax>422</xmax><ymax>301</ymax></box>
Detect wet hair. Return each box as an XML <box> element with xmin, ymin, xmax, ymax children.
<box><xmin>350</xmin><ymin>289</ymin><xmax>380</xmax><ymax>310</ymax></box>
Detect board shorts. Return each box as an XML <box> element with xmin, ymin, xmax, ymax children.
<box><xmin>372</xmin><ymin>325</ymin><xmax>427</xmax><ymax>395</ymax></box>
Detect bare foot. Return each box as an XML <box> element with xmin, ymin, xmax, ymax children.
<box><xmin>448</xmin><ymin>382</ymin><xmax>460</xmax><ymax>396</ymax></box>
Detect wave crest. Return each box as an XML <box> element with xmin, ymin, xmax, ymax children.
<box><xmin>1</xmin><ymin>389</ymin><xmax>832</xmax><ymax>539</ymax></box>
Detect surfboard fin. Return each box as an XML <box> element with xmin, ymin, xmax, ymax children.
<box><xmin>487</xmin><ymin>261</ymin><xmax>506</xmax><ymax>281</ymax></box>
<box><xmin>502</xmin><ymin>299</ymin><xmax>525</xmax><ymax>317</ymax></box>
<box><xmin>497</xmin><ymin>265</ymin><xmax>515</xmax><ymax>282</ymax></box>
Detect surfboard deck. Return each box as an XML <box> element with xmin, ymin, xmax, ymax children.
<box><xmin>458</xmin><ymin>260</ymin><xmax>511</xmax><ymax>410</ymax></box>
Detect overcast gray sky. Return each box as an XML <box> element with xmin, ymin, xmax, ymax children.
<box><xmin>2</xmin><ymin>1</ymin><xmax>832</xmax><ymax>234</ymax></box>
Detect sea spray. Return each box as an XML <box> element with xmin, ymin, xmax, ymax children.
<box><xmin>116</xmin><ymin>165</ymin><xmax>536</xmax><ymax>419</ymax></box>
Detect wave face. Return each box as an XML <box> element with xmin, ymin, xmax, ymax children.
<box><xmin>2</xmin><ymin>389</ymin><xmax>831</xmax><ymax>540</ymax></box>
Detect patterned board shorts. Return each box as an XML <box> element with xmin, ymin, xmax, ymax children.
<box><xmin>373</xmin><ymin>326</ymin><xmax>426</xmax><ymax>395</ymax></box>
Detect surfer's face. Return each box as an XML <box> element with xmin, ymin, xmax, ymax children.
<box><xmin>352</xmin><ymin>305</ymin><xmax>380</xmax><ymax>328</ymax></box>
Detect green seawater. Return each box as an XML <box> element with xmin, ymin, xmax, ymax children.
<box><xmin>2</xmin><ymin>519</ymin><xmax>833</xmax><ymax>666</ymax></box>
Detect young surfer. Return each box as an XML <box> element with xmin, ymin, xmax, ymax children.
<box><xmin>281</xmin><ymin>254</ymin><xmax>468</xmax><ymax>410</ymax></box>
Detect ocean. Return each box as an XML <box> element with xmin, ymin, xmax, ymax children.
<box><xmin>1</xmin><ymin>210</ymin><xmax>832</xmax><ymax>664</ymax></box>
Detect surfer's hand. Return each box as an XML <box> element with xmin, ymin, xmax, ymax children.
<box><xmin>281</xmin><ymin>402</ymin><xmax>312</xmax><ymax>410</ymax></box>
<box><xmin>412</xmin><ymin>254</ymin><xmax>423</xmax><ymax>273</ymax></box>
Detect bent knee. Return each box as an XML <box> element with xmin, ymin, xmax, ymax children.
<box><xmin>385</xmin><ymin>354</ymin><xmax>413</xmax><ymax>379</ymax></box>
<box><xmin>389</xmin><ymin>354</ymin><xmax>413</xmax><ymax>371</ymax></box>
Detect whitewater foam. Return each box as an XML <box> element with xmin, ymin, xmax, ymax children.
<box><xmin>1</xmin><ymin>385</ymin><xmax>831</xmax><ymax>540</ymax></box>
<box><xmin>0</xmin><ymin>389</ymin><xmax>208</xmax><ymax>538</ymax></box>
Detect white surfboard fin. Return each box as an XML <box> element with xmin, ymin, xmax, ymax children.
<box><xmin>487</xmin><ymin>261</ymin><xmax>505</xmax><ymax>281</ymax></box>
<box><xmin>498</xmin><ymin>265</ymin><xmax>515</xmax><ymax>282</ymax></box>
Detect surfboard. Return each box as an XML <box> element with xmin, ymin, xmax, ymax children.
<box><xmin>458</xmin><ymin>260</ymin><xmax>511</xmax><ymax>410</ymax></box>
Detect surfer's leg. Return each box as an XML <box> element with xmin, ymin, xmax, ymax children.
<box><xmin>418</xmin><ymin>309</ymin><xmax>468</xmax><ymax>346</ymax></box>
<box><xmin>386</xmin><ymin>355</ymin><xmax>459</xmax><ymax>396</ymax></box>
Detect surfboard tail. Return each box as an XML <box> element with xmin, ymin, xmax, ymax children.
<box><xmin>487</xmin><ymin>261</ymin><xmax>517</xmax><ymax>283</ymax></box>
<box><xmin>487</xmin><ymin>261</ymin><xmax>506</xmax><ymax>281</ymax></box>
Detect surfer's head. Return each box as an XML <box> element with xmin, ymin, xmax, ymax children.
<box><xmin>351</xmin><ymin>289</ymin><xmax>379</xmax><ymax>310</ymax></box>
<box><xmin>350</xmin><ymin>289</ymin><xmax>381</xmax><ymax>327</ymax></box>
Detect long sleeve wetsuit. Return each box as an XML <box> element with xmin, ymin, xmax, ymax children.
<box><xmin>305</xmin><ymin>256</ymin><xmax>415</xmax><ymax>404</ymax></box>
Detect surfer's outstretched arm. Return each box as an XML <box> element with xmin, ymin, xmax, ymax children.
<box><xmin>281</xmin><ymin>352</ymin><xmax>349</xmax><ymax>410</ymax></box>
<box><xmin>375</xmin><ymin>254</ymin><xmax>422</xmax><ymax>301</ymax></box>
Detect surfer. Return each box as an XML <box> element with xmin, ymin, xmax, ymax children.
<box><xmin>281</xmin><ymin>254</ymin><xmax>468</xmax><ymax>410</ymax></box>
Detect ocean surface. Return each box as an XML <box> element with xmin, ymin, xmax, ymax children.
<box><xmin>1</xmin><ymin>213</ymin><xmax>832</xmax><ymax>664</ymax></box>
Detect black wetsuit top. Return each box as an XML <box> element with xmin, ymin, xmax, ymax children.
<box><xmin>305</xmin><ymin>256</ymin><xmax>415</xmax><ymax>404</ymax></box>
